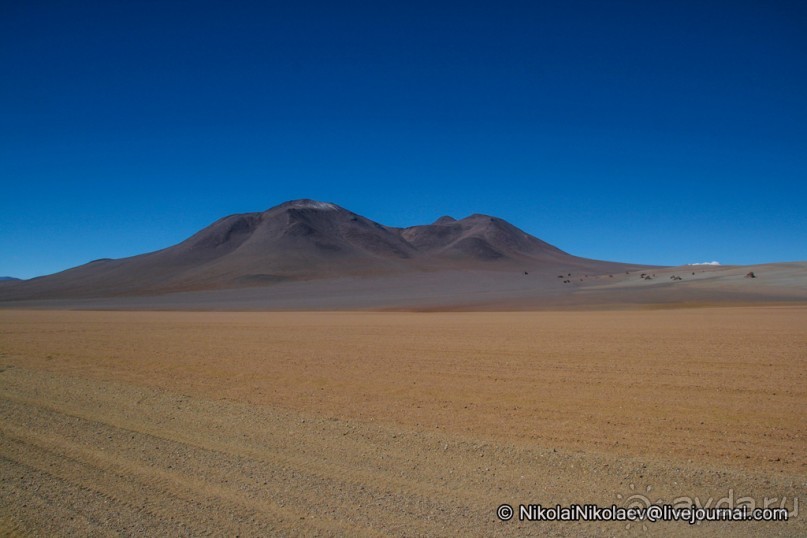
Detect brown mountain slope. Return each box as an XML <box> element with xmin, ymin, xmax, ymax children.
<box><xmin>401</xmin><ymin>213</ymin><xmax>569</xmax><ymax>262</ymax></box>
<box><xmin>0</xmin><ymin>199</ymin><xmax>642</xmax><ymax>300</ymax></box>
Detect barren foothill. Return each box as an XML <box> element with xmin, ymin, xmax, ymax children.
<box><xmin>1</xmin><ymin>307</ymin><xmax>806</xmax><ymax>536</ymax></box>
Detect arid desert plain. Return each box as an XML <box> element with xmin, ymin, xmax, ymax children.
<box><xmin>1</xmin><ymin>307</ymin><xmax>805</xmax><ymax>536</ymax></box>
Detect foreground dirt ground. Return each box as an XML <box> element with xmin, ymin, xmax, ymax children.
<box><xmin>1</xmin><ymin>308</ymin><xmax>805</xmax><ymax>536</ymax></box>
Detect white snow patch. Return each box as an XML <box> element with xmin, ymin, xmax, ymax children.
<box><xmin>288</xmin><ymin>200</ymin><xmax>339</xmax><ymax>210</ymax></box>
<box><xmin>688</xmin><ymin>261</ymin><xmax>721</xmax><ymax>266</ymax></box>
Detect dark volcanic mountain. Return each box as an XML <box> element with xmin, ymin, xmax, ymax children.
<box><xmin>0</xmin><ymin>200</ymin><xmax>635</xmax><ymax>300</ymax></box>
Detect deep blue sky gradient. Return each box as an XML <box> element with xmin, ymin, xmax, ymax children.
<box><xmin>1</xmin><ymin>1</ymin><xmax>806</xmax><ymax>278</ymax></box>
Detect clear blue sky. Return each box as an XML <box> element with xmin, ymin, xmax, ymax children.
<box><xmin>1</xmin><ymin>0</ymin><xmax>805</xmax><ymax>279</ymax></box>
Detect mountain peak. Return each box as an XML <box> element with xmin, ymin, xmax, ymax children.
<box><xmin>433</xmin><ymin>216</ymin><xmax>456</xmax><ymax>225</ymax></box>
<box><xmin>463</xmin><ymin>213</ymin><xmax>496</xmax><ymax>222</ymax></box>
<box><xmin>271</xmin><ymin>199</ymin><xmax>341</xmax><ymax>212</ymax></box>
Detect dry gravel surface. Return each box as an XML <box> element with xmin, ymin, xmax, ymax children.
<box><xmin>1</xmin><ymin>308</ymin><xmax>805</xmax><ymax>536</ymax></box>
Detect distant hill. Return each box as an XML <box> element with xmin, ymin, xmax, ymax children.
<box><xmin>0</xmin><ymin>199</ymin><xmax>637</xmax><ymax>300</ymax></box>
<box><xmin>0</xmin><ymin>276</ymin><xmax>20</xmax><ymax>281</ymax></box>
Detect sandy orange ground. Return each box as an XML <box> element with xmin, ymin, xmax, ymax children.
<box><xmin>1</xmin><ymin>307</ymin><xmax>805</xmax><ymax>536</ymax></box>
